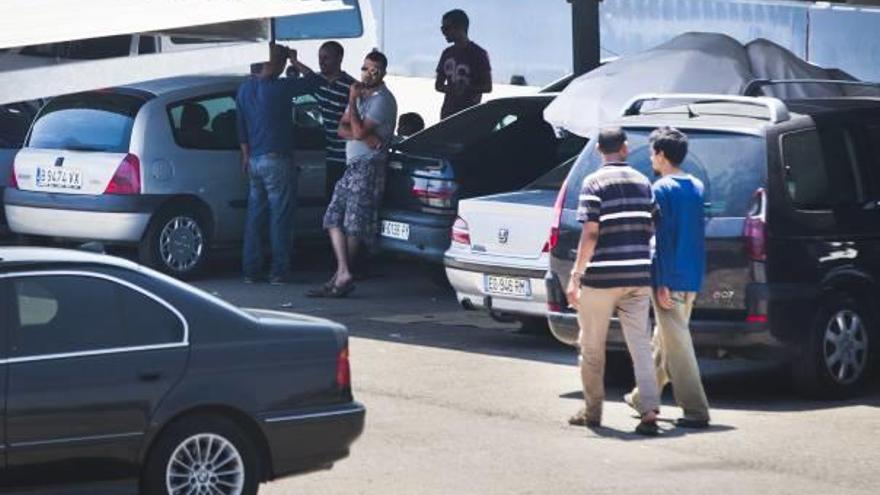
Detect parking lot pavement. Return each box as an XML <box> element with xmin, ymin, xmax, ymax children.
<box><xmin>192</xmin><ymin>252</ymin><xmax>880</xmax><ymax>495</ymax></box>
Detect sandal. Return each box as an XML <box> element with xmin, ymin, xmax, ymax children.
<box><xmin>325</xmin><ymin>280</ymin><xmax>356</xmax><ymax>298</ymax></box>
<box><xmin>306</xmin><ymin>276</ymin><xmax>338</xmax><ymax>297</ymax></box>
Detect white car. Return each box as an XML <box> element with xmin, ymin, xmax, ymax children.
<box><xmin>443</xmin><ymin>159</ymin><xmax>573</xmax><ymax>332</ymax></box>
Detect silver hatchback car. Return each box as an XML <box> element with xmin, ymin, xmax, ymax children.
<box><xmin>5</xmin><ymin>75</ymin><xmax>329</xmax><ymax>277</ymax></box>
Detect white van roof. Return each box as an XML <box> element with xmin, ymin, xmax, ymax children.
<box><xmin>0</xmin><ymin>0</ymin><xmax>351</xmax><ymax>105</ymax></box>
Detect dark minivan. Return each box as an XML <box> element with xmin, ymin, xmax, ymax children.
<box><xmin>379</xmin><ymin>95</ymin><xmax>586</xmax><ymax>263</ymax></box>
<box><xmin>546</xmin><ymin>93</ymin><xmax>880</xmax><ymax>398</ymax></box>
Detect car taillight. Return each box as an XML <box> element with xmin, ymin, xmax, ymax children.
<box><xmin>451</xmin><ymin>216</ymin><xmax>470</xmax><ymax>246</ymax></box>
<box><xmin>411</xmin><ymin>178</ymin><xmax>457</xmax><ymax>208</ymax></box>
<box><xmin>744</xmin><ymin>188</ymin><xmax>766</xmax><ymax>262</ymax></box>
<box><xmin>104</xmin><ymin>153</ymin><xmax>141</xmax><ymax>195</ymax></box>
<box><xmin>548</xmin><ymin>177</ymin><xmax>570</xmax><ymax>251</ymax></box>
<box><xmin>7</xmin><ymin>164</ymin><xmax>18</xmax><ymax>189</ymax></box>
<box><xmin>336</xmin><ymin>346</ymin><xmax>351</xmax><ymax>389</ymax></box>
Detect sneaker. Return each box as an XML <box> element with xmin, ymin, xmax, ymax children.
<box><xmin>243</xmin><ymin>276</ymin><xmax>259</xmax><ymax>284</ymax></box>
<box><xmin>635</xmin><ymin>419</ymin><xmax>659</xmax><ymax>437</ymax></box>
<box><xmin>269</xmin><ymin>276</ymin><xmax>289</xmax><ymax>286</ymax></box>
<box><xmin>568</xmin><ymin>408</ymin><xmax>601</xmax><ymax>428</ymax></box>
<box><xmin>675</xmin><ymin>417</ymin><xmax>710</xmax><ymax>429</ymax></box>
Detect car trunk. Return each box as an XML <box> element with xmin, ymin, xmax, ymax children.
<box><xmin>12</xmin><ymin>90</ymin><xmax>149</xmax><ymax>196</ymax></box>
<box><xmin>459</xmin><ymin>189</ymin><xmax>556</xmax><ymax>260</ymax></box>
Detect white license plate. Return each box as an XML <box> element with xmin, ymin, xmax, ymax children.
<box><xmin>381</xmin><ymin>220</ymin><xmax>410</xmax><ymax>240</ymax></box>
<box><xmin>35</xmin><ymin>166</ymin><xmax>82</xmax><ymax>189</ymax></box>
<box><xmin>484</xmin><ymin>275</ymin><xmax>531</xmax><ymax>297</ymax></box>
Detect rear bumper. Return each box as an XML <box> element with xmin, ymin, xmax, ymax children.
<box><xmin>444</xmin><ymin>257</ymin><xmax>548</xmax><ymax>318</ymax></box>
<box><xmin>544</xmin><ymin>270</ymin><xmax>786</xmax><ymax>358</ymax></box>
<box><xmin>261</xmin><ymin>402</ymin><xmax>365</xmax><ymax>480</ymax></box>
<box><xmin>377</xmin><ymin>208</ymin><xmax>454</xmax><ymax>263</ymax></box>
<box><xmin>4</xmin><ymin>189</ymin><xmax>166</xmax><ymax>242</ymax></box>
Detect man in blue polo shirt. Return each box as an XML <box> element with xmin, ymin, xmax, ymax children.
<box><xmin>626</xmin><ymin>126</ymin><xmax>711</xmax><ymax>429</ymax></box>
<box><xmin>236</xmin><ymin>44</ymin><xmax>314</xmax><ymax>284</ymax></box>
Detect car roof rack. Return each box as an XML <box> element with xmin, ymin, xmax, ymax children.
<box><xmin>622</xmin><ymin>93</ymin><xmax>790</xmax><ymax>124</ymax></box>
<box><xmin>742</xmin><ymin>78</ymin><xmax>880</xmax><ymax>98</ymax></box>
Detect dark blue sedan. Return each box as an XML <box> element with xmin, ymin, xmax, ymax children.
<box><xmin>0</xmin><ymin>247</ymin><xmax>364</xmax><ymax>494</ymax></box>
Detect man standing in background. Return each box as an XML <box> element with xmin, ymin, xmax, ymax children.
<box><xmin>435</xmin><ymin>9</ymin><xmax>492</xmax><ymax>119</ymax></box>
<box><xmin>289</xmin><ymin>41</ymin><xmax>357</xmax><ymax>196</ymax></box>
<box><xmin>237</xmin><ymin>44</ymin><xmax>313</xmax><ymax>285</ymax></box>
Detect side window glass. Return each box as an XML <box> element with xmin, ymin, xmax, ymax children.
<box><xmin>120</xmin><ymin>287</ymin><xmax>184</xmax><ymax>346</ymax></box>
<box><xmin>10</xmin><ymin>275</ymin><xmax>183</xmax><ymax>357</ymax></box>
<box><xmin>493</xmin><ymin>114</ymin><xmax>519</xmax><ymax>132</ymax></box>
<box><xmin>782</xmin><ymin>128</ymin><xmax>861</xmax><ymax>210</ymax></box>
<box><xmin>293</xmin><ymin>95</ymin><xmax>325</xmax><ymax>151</ymax></box>
<box><xmin>168</xmin><ymin>95</ymin><xmax>238</xmax><ymax>150</ymax></box>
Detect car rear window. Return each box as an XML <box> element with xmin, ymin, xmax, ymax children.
<box><xmin>400</xmin><ymin>98</ymin><xmax>551</xmax><ymax>151</ymax></box>
<box><xmin>564</xmin><ymin>129</ymin><xmax>767</xmax><ymax>217</ymax></box>
<box><xmin>526</xmin><ymin>156</ymin><xmax>576</xmax><ymax>190</ymax></box>
<box><xmin>28</xmin><ymin>92</ymin><xmax>148</xmax><ymax>152</ymax></box>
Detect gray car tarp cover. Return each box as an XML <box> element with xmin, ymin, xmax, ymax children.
<box><xmin>544</xmin><ymin>32</ymin><xmax>880</xmax><ymax>137</ymax></box>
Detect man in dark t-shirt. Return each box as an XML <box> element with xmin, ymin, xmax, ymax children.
<box><xmin>435</xmin><ymin>9</ymin><xmax>492</xmax><ymax>119</ymax></box>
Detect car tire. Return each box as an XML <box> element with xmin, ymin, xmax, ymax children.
<box><xmin>792</xmin><ymin>293</ymin><xmax>877</xmax><ymax>399</ymax></box>
<box><xmin>140</xmin><ymin>206</ymin><xmax>209</xmax><ymax>279</ymax></box>
<box><xmin>142</xmin><ymin>414</ymin><xmax>260</xmax><ymax>495</ymax></box>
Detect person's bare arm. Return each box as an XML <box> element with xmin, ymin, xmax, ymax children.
<box><xmin>435</xmin><ymin>72</ymin><xmax>448</xmax><ymax>93</ymax></box>
<box><xmin>337</xmin><ymin>107</ymin><xmax>353</xmax><ymax>139</ymax></box>
<box><xmin>566</xmin><ymin>221</ymin><xmax>599</xmax><ymax>307</ymax></box>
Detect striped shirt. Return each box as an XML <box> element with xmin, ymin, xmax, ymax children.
<box><xmin>576</xmin><ymin>162</ymin><xmax>657</xmax><ymax>288</ymax></box>
<box><xmin>308</xmin><ymin>72</ymin><xmax>356</xmax><ymax>165</ymax></box>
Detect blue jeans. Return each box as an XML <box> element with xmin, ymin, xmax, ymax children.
<box><xmin>242</xmin><ymin>153</ymin><xmax>298</xmax><ymax>279</ymax></box>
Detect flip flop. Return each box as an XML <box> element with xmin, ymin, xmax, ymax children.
<box><xmin>325</xmin><ymin>280</ymin><xmax>356</xmax><ymax>298</ymax></box>
<box><xmin>305</xmin><ymin>276</ymin><xmax>338</xmax><ymax>297</ymax></box>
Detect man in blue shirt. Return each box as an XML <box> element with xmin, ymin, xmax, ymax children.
<box><xmin>626</xmin><ymin>126</ymin><xmax>711</xmax><ymax>429</ymax></box>
<box><xmin>236</xmin><ymin>44</ymin><xmax>313</xmax><ymax>284</ymax></box>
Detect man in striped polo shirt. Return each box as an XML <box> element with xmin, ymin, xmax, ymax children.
<box><xmin>566</xmin><ymin>127</ymin><xmax>661</xmax><ymax>436</ymax></box>
<box><xmin>289</xmin><ymin>42</ymin><xmax>357</xmax><ymax>195</ymax></box>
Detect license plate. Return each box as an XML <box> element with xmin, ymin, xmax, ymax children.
<box><xmin>35</xmin><ymin>166</ymin><xmax>82</xmax><ymax>189</ymax></box>
<box><xmin>381</xmin><ymin>220</ymin><xmax>410</xmax><ymax>240</ymax></box>
<box><xmin>484</xmin><ymin>275</ymin><xmax>531</xmax><ymax>297</ymax></box>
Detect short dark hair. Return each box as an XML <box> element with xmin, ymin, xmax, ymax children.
<box><xmin>365</xmin><ymin>50</ymin><xmax>388</xmax><ymax>71</ymax></box>
<box><xmin>320</xmin><ymin>40</ymin><xmax>344</xmax><ymax>59</ymax></box>
<box><xmin>597</xmin><ymin>127</ymin><xmax>627</xmax><ymax>154</ymax></box>
<box><xmin>649</xmin><ymin>126</ymin><xmax>688</xmax><ymax>165</ymax></box>
<box><xmin>443</xmin><ymin>9</ymin><xmax>470</xmax><ymax>30</ymax></box>
<box><xmin>398</xmin><ymin>112</ymin><xmax>425</xmax><ymax>135</ymax></box>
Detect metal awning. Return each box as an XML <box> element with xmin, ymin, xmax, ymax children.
<box><xmin>0</xmin><ymin>0</ymin><xmax>349</xmax><ymax>49</ymax></box>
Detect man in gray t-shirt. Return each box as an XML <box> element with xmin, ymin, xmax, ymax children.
<box><xmin>308</xmin><ymin>51</ymin><xmax>398</xmax><ymax>298</ymax></box>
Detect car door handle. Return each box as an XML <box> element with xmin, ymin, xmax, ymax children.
<box><xmin>138</xmin><ymin>369</ymin><xmax>163</xmax><ymax>382</ymax></box>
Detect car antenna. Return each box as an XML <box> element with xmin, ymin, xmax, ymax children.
<box><xmin>687</xmin><ymin>104</ymin><xmax>700</xmax><ymax>119</ymax></box>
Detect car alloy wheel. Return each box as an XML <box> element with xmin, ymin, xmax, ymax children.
<box><xmin>166</xmin><ymin>433</ymin><xmax>245</xmax><ymax>495</ymax></box>
<box><xmin>159</xmin><ymin>215</ymin><xmax>205</xmax><ymax>273</ymax></box>
<box><xmin>822</xmin><ymin>309</ymin><xmax>869</xmax><ymax>386</ymax></box>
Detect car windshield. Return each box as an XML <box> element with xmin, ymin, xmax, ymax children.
<box><xmin>400</xmin><ymin>98</ymin><xmax>550</xmax><ymax>152</ymax></box>
<box><xmin>565</xmin><ymin>129</ymin><xmax>767</xmax><ymax>217</ymax></box>
<box><xmin>28</xmin><ymin>92</ymin><xmax>146</xmax><ymax>152</ymax></box>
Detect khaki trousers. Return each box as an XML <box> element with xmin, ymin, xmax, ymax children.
<box><xmin>630</xmin><ymin>291</ymin><xmax>711</xmax><ymax>421</ymax></box>
<box><xmin>576</xmin><ymin>286</ymin><xmax>660</xmax><ymax>422</ymax></box>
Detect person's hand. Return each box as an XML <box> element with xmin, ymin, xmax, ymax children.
<box><xmin>241</xmin><ymin>153</ymin><xmax>249</xmax><ymax>175</ymax></box>
<box><xmin>566</xmin><ymin>275</ymin><xmax>581</xmax><ymax>308</ymax></box>
<box><xmin>288</xmin><ymin>47</ymin><xmax>297</xmax><ymax>62</ymax></box>
<box><xmin>349</xmin><ymin>82</ymin><xmax>363</xmax><ymax>102</ymax></box>
<box><xmin>365</xmin><ymin>134</ymin><xmax>382</xmax><ymax>150</ymax></box>
<box><xmin>656</xmin><ymin>286</ymin><xmax>674</xmax><ymax>310</ymax></box>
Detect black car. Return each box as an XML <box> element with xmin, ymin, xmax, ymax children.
<box><xmin>546</xmin><ymin>92</ymin><xmax>880</xmax><ymax>398</ymax></box>
<box><xmin>0</xmin><ymin>247</ymin><xmax>364</xmax><ymax>493</ymax></box>
<box><xmin>379</xmin><ymin>95</ymin><xmax>586</xmax><ymax>263</ymax></box>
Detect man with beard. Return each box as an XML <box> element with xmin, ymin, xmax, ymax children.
<box><xmin>307</xmin><ymin>51</ymin><xmax>397</xmax><ymax>298</ymax></box>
